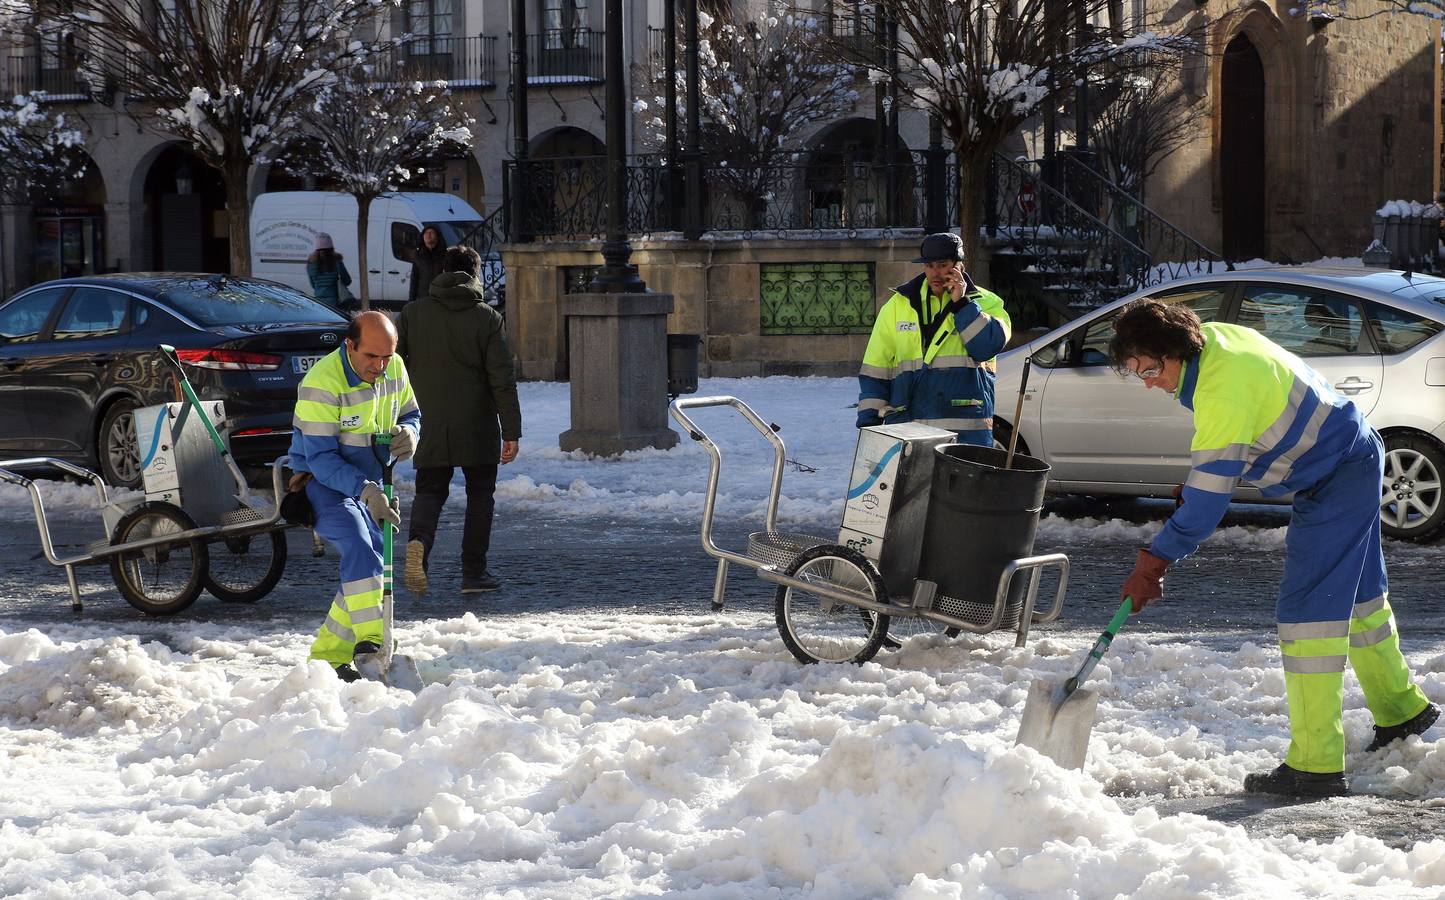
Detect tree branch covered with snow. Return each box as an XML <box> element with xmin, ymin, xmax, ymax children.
<box><xmin>820</xmin><ymin>0</ymin><xmax>1195</xmax><ymax>259</ymax></box>
<box><xmin>39</xmin><ymin>0</ymin><xmax>398</xmax><ymax>274</ymax></box>
<box><xmin>275</xmin><ymin>61</ymin><xmax>474</xmax><ymax>308</ymax></box>
<box><xmin>1090</xmin><ymin>60</ymin><xmax>1206</xmax><ymax>201</ymax></box>
<box><xmin>0</xmin><ymin>92</ymin><xmax>86</xmax><ymax>200</ymax></box>
<box><xmin>638</xmin><ymin>8</ymin><xmax>858</xmax><ymax>209</ymax></box>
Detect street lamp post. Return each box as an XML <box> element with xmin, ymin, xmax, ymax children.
<box><xmin>588</xmin><ymin>0</ymin><xmax>644</xmax><ymax>292</ymax></box>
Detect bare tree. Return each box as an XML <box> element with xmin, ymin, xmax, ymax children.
<box><xmin>0</xmin><ymin>91</ymin><xmax>86</xmax><ymax>295</ymax></box>
<box><xmin>277</xmin><ymin>62</ymin><xmax>474</xmax><ymax>310</ymax></box>
<box><xmin>822</xmin><ymin>0</ymin><xmax>1191</xmax><ymax>262</ymax></box>
<box><xmin>639</xmin><ymin>7</ymin><xmax>858</xmax><ymax>226</ymax></box>
<box><xmin>41</xmin><ymin>0</ymin><xmax>395</xmax><ymax>275</ymax></box>
<box><xmin>1090</xmin><ymin>64</ymin><xmax>1204</xmax><ymax>201</ymax></box>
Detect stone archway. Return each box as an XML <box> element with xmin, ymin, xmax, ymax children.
<box><xmin>804</xmin><ymin>117</ymin><xmax>916</xmax><ymax>229</ymax></box>
<box><xmin>140</xmin><ymin>144</ymin><xmax>229</xmax><ymax>273</ymax></box>
<box><xmin>28</xmin><ymin>149</ymin><xmax>107</xmax><ymax>282</ymax></box>
<box><xmin>1221</xmin><ymin>33</ymin><xmax>1266</xmax><ymax>261</ymax></box>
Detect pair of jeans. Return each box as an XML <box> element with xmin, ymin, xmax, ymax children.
<box><xmin>407</xmin><ymin>464</ymin><xmax>499</xmax><ymax>580</ymax></box>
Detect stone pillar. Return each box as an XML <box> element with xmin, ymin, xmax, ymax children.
<box><xmin>0</xmin><ymin>202</ymin><xmax>31</xmax><ymax>296</ymax></box>
<box><xmin>559</xmin><ymin>291</ymin><xmax>679</xmax><ymax>455</ymax></box>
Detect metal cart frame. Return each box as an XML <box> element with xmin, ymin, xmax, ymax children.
<box><xmin>0</xmin><ymin>455</ymin><xmax>290</xmax><ymax>612</ymax></box>
<box><xmin>671</xmin><ymin>396</ymin><xmax>1070</xmax><ymax>651</ymax></box>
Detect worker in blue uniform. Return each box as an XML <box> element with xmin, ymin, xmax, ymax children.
<box><xmin>289</xmin><ymin>311</ymin><xmax>421</xmax><ymax>681</ymax></box>
<box><xmin>1111</xmin><ymin>298</ymin><xmax>1437</xmax><ymax>796</ymax></box>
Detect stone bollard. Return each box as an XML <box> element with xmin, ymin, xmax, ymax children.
<box><xmin>559</xmin><ymin>291</ymin><xmax>680</xmax><ymax>456</ymax></box>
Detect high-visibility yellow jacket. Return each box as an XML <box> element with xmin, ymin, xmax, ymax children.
<box><xmin>1154</xmin><ymin>322</ymin><xmax>1374</xmax><ymax>564</ymax></box>
<box><xmin>857</xmin><ymin>272</ymin><xmax>1011</xmax><ymax>441</ymax></box>
<box><xmin>289</xmin><ymin>347</ymin><xmax>421</xmax><ymax>498</ymax></box>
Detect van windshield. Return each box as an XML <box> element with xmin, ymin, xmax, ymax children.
<box><xmin>426</xmin><ymin>220</ymin><xmax>489</xmax><ymax>249</ymax></box>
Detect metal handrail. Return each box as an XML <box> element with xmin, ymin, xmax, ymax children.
<box><xmin>1056</xmin><ymin>154</ymin><xmax>1228</xmax><ymax>281</ymax></box>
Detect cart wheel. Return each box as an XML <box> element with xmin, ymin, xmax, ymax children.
<box><xmin>109</xmin><ymin>502</ymin><xmax>208</xmax><ymax>615</ymax></box>
<box><xmin>885</xmin><ymin>616</ymin><xmax>962</xmax><ymax>645</ymax></box>
<box><xmin>775</xmin><ymin>544</ymin><xmax>889</xmax><ymax>665</ymax></box>
<box><xmin>205</xmin><ymin>529</ymin><xmax>287</xmax><ymax>602</ymax></box>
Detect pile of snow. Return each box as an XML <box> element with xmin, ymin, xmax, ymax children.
<box><xmin>1378</xmin><ymin>200</ymin><xmax>1443</xmax><ymax>220</ymax></box>
<box><xmin>2</xmin><ymin>613</ymin><xmax>1444</xmax><ymax>896</ymax></box>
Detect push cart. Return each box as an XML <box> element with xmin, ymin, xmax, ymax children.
<box><xmin>670</xmin><ymin>395</ymin><xmax>1071</xmax><ymax>665</ymax></box>
<box><xmin>0</xmin><ymin>344</ymin><xmax>294</xmax><ymax>615</ymax></box>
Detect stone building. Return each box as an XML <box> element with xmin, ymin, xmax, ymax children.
<box><xmin>0</xmin><ymin>1</ymin><xmax>1438</xmax><ymax>380</ymax></box>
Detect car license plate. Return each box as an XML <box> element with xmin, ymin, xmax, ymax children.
<box><xmin>292</xmin><ymin>355</ymin><xmax>323</xmax><ymax>375</ymax></box>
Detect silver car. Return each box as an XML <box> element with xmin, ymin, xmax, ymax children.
<box><xmin>993</xmin><ymin>266</ymin><xmax>1445</xmax><ymax>541</ymax></box>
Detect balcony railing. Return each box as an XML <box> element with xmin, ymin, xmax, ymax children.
<box><xmin>646</xmin><ymin>26</ymin><xmax>666</xmax><ymax>82</ymax></box>
<box><xmin>388</xmin><ymin>34</ymin><xmax>498</xmax><ymax>87</ymax></box>
<box><xmin>503</xmin><ymin>152</ymin><xmax>938</xmax><ymax>242</ymax></box>
<box><xmin>526</xmin><ymin>28</ymin><xmax>603</xmax><ymax>83</ymax></box>
<box><xmin>5</xmin><ymin>53</ymin><xmax>91</xmax><ymax>100</ymax></box>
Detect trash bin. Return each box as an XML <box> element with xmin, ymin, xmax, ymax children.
<box><xmin>667</xmin><ymin>334</ymin><xmax>701</xmax><ymax>399</ymax></box>
<box><xmin>917</xmin><ymin>444</ymin><xmax>1050</xmax><ymax>628</ymax></box>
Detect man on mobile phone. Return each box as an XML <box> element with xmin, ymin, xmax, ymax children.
<box><xmin>857</xmin><ymin>232</ymin><xmax>1012</xmax><ymax>445</ymax></box>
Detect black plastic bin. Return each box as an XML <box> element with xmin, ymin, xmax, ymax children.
<box><xmin>667</xmin><ymin>334</ymin><xmax>702</xmax><ymax>399</ymax></box>
<box><xmin>917</xmin><ymin>444</ymin><xmax>1051</xmax><ymax>627</ymax></box>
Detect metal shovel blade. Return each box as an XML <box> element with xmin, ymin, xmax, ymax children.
<box><xmin>352</xmin><ymin>652</ymin><xmax>424</xmax><ymax>693</ymax></box>
<box><xmin>1015</xmin><ymin>678</ymin><xmax>1100</xmax><ymax>770</ymax></box>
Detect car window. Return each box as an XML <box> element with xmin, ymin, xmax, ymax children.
<box><xmin>0</xmin><ymin>288</ymin><xmax>67</xmax><ymax>343</ymax></box>
<box><xmin>1050</xmin><ymin>284</ymin><xmax>1230</xmax><ymax>368</ymax></box>
<box><xmin>52</xmin><ymin>288</ymin><xmax>129</xmax><ymax>340</ymax></box>
<box><xmin>1363</xmin><ymin>300</ymin><xmax>1443</xmax><ymax>353</ymax></box>
<box><xmin>426</xmin><ymin>220</ymin><xmax>484</xmax><ymax>248</ymax></box>
<box><xmin>1237</xmin><ymin>285</ymin><xmax>1365</xmax><ymax>356</ymax></box>
<box><xmin>156</xmin><ymin>277</ymin><xmax>347</xmax><ymax>326</ymax></box>
<box><xmin>392</xmin><ymin>222</ymin><xmax>419</xmax><ymax>263</ymax></box>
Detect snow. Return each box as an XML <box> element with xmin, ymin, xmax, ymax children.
<box><xmin>1378</xmin><ymin>199</ymin><xmax>1443</xmax><ymax>219</ymax></box>
<box><xmin>3</xmin><ymin>377</ymin><xmax>1445</xmax><ymax>896</ymax></box>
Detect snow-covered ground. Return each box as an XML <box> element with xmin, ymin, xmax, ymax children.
<box><xmin>2</xmin><ymin>377</ymin><xmax>1444</xmax><ymax>898</ymax></box>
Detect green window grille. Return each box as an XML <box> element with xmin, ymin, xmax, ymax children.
<box><xmin>760</xmin><ymin>262</ymin><xmax>876</xmax><ymax>335</ymax></box>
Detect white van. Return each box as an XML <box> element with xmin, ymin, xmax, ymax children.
<box><xmin>250</xmin><ymin>191</ymin><xmax>488</xmax><ymax>310</ymax></box>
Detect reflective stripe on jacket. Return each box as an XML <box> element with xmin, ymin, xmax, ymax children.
<box><xmin>1151</xmin><ymin>322</ymin><xmax>1373</xmax><ymax>562</ymax></box>
<box><xmin>857</xmin><ymin>272</ymin><xmax>1011</xmax><ymax>434</ymax></box>
<box><xmin>288</xmin><ymin>347</ymin><xmax>422</xmax><ymax>498</ymax></box>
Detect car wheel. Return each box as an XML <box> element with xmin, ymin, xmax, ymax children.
<box><xmin>98</xmin><ymin>400</ymin><xmax>143</xmax><ymax>490</ymax></box>
<box><xmin>1381</xmin><ymin>434</ymin><xmax>1445</xmax><ymax>542</ymax></box>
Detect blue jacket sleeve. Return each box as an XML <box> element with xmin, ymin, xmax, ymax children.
<box><xmin>1149</xmin><ymin>485</ymin><xmax>1232</xmax><ymax>562</ymax></box>
<box><xmin>294</xmin><ymin>431</ymin><xmax>370</xmax><ymax>499</ymax></box>
<box><xmin>952</xmin><ymin>299</ymin><xmax>1009</xmax><ymax>361</ymax></box>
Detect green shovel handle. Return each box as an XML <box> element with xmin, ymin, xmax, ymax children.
<box><xmin>1063</xmin><ymin>596</ymin><xmax>1135</xmax><ymax>696</ymax></box>
<box><xmin>158</xmin><ymin>343</ymin><xmax>231</xmax><ymax>459</ymax></box>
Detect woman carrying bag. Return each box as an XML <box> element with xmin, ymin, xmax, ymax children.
<box><xmin>307</xmin><ymin>232</ymin><xmax>356</xmax><ymax>313</ymax></box>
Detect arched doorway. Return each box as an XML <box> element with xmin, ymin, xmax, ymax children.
<box><xmin>29</xmin><ymin>150</ymin><xmax>106</xmax><ymax>282</ymax></box>
<box><xmin>1221</xmin><ymin>33</ymin><xmax>1266</xmax><ymax>262</ymax></box>
<box><xmin>143</xmin><ymin>145</ymin><xmax>228</xmax><ymax>272</ymax></box>
<box><xmin>523</xmin><ymin>127</ymin><xmax>605</xmax><ymax>238</ymax></box>
<box><xmin>805</xmin><ymin>118</ymin><xmax>917</xmax><ymax>229</ymax></box>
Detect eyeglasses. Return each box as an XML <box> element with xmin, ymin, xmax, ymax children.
<box><xmin>1128</xmin><ymin>361</ymin><xmax>1163</xmax><ymax>380</ymax></box>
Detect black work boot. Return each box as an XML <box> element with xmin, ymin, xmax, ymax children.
<box><xmin>1367</xmin><ymin>702</ymin><xmax>1440</xmax><ymax>752</ymax></box>
<box><xmin>1243</xmin><ymin>763</ymin><xmax>1348</xmax><ymax>798</ymax></box>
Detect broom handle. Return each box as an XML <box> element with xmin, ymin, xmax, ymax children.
<box><xmin>1004</xmin><ymin>358</ymin><xmax>1032</xmax><ymax>469</ymax></box>
<box><xmin>1063</xmin><ymin>596</ymin><xmax>1133</xmax><ymax>696</ymax></box>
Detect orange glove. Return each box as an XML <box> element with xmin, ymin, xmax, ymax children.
<box><xmin>1172</xmin><ymin>484</ymin><xmax>1185</xmax><ymax>509</ymax></box>
<box><xmin>1121</xmin><ymin>548</ymin><xmax>1169</xmax><ymax>614</ymax></box>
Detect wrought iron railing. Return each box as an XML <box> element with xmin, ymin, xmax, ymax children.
<box><xmin>6</xmin><ymin>52</ymin><xmax>90</xmax><ymax>98</ymax></box>
<box><xmin>760</xmin><ymin>262</ymin><xmax>877</xmax><ymax>334</ymax></box>
<box><xmin>503</xmin><ymin>151</ymin><xmax>936</xmax><ymax>241</ymax></box>
<box><xmin>388</xmin><ymin>34</ymin><xmax>498</xmax><ymax>86</ymax></box>
<box><xmin>454</xmin><ymin>206</ymin><xmax>506</xmax><ymax>293</ymax></box>
<box><xmin>987</xmin><ymin>153</ymin><xmax>1151</xmax><ymax>315</ymax></box>
<box><xmin>526</xmin><ymin>28</ymin><xmax>604</xmax><ymax>81</ymax></box>
<box><xmin>1055</xmin><ymin>154</ymin><xmax>1227</xmax><ymax>282</ymax></box>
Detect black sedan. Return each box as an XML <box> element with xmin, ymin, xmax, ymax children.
<box><xmin>0</xmin><ymin>274</ymin><xmax>349</xmax><ymax>488</ymax></box>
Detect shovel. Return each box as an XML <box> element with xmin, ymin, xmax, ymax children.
<box><xmin>157</xmin><ymin>343</ymin><xmax>257</xmax><ymax>510</ymax></box>
<box><xmin>353</xmin><ymin>432</ymin><xmax>424</xmax><ymax>692</ymax></box>
<box><xmin>1015</xmin><ymin>596</ymin><xmax>1133</xmax><ymax>769</ymax></box>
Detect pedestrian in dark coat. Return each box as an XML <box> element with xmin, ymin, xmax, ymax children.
<box><xmin>396</xmin><ymin>244</ymin><xmax>522</xmax><ymax>594</ymax></box>
<box><xmin>306</xmin><ymin>232</ymin><xmax>354</xmax><ymax>311</ymax></box>
<box><xmin>407</xmin><ymin>225</ymin><xmax>449</xmax><ymax>304</ymax></box>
